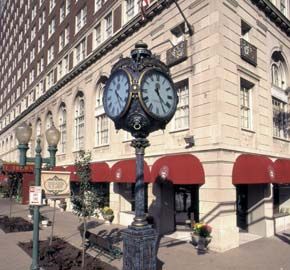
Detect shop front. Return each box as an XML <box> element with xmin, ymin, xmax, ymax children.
<box><xmin>150</xmin><ymin>154</ymin><xmax>205</xmax><ymax>235</ymax></box>
<box><xmin>273</xmin><ymin>159</ymin><xmax>290</xmax><ymax>233</ymax></box>
<box><xmin>232</xmin><ymin>154</ymin><xmax>274</xmax><ymax>237</ymax></box>
<box><xmin>109</xmin><ymin>159</ymin><xmax>151</xmax><ymax>226</ymax></box>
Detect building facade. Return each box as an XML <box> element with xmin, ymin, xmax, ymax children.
<box><xmin>0</xmin><ymin>0</ymin><xmax>290</xmax><ymax>252</ymax></box>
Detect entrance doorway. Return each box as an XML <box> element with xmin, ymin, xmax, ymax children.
<box><xmin>174</xmin><ymin>185</ymin><xmax>199</xmax><ymax>229</ymax></box>
<box><xmin>236</xmin><ymin>185</ymin><xmax>248</xmax><ymax>231</ymax></box>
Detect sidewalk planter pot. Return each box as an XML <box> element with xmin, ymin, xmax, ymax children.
<box><xmin>191</xmin><ymin>233</ymin><xmax>211</xmax><ymax>251</ymax></box>
<box><xmin>41</xmin><ymin>219</ymin><xmax>49</xmax><ymax>228</ymax></box>
<box><xmin>101</xmin><ymin>207</ymin><xmax>114</xmax><ymax>224</ymax></box>
<box><xmin>59</xmin><ymin>201</ymin><xmax>67</xmax><ymax>212</ymax></box>
<box><xmin>103</xmin><ymin>214</ymin><xmax>114</xmax><ymax>224</ymax></box>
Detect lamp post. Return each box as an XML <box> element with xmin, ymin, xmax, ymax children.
<box><xmin>15</xmin><ymin>122</ymin><xmax>60</xmax><ymax>270</ymax></box>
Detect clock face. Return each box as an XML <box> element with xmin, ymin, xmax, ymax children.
<box><xmin>140</xmin><ymin>69</ymin><xmax>177</xmax><ymax>120</ymax></box>
<box><xmin>103</xmin><ymin>69</ymin><xmax>131</xmax><ymax>119</ymax></box>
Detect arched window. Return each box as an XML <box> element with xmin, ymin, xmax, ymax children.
<box><xmin>271</xmin><ymin>51</ymin><xmax>289</xmax><ymax>139</ymax></box>
<box><xmin>58</xmin><ymin>103</ymin><xmax>67</xmax><ymax>153</ymax></box>
<box><xmin>46</xmin><ymin>112</ymin><xmax>53</xmax><ymax>129</ymax></box>
<box><xmin>95</xmin><ymin>81</ymin><xmax>109</xmax><ymax>146</ymax></box>
<box><xmin>43</xmin><ymin>112</ymin><xmax>53</xmax><ymax>156</ymax></box>
<box><xmin>271</xmin><ymin>62</ymin><xmax>286</xmax><ymax>89</ymax></box>
<box><xmin>74</xmin><ymin>92</ymin><xmax>85</xmax><ymax>150</ymax></box>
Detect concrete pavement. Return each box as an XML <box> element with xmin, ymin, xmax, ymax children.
<box><xmin>0</xmin><ymin>198</ymin><xmax>290</xmax><ymax>270</ymax></box>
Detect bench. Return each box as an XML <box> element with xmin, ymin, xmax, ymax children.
<box><xmin>87</xmin><ymin>233</ymin><xmax>122</xmax><ymax>260</ymax></box>
<box><xmin>78</xmin><ymin>225</ymin><xmax>122</xmax><ymax>260</ymax></box>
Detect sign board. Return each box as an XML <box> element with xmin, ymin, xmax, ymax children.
<box><xmin>41</xmin><ymin>171</ymin><xmax>70</xmax><ymax>198</ymax></box>
<box><xmin>29</xmin><ymin>186</ymin><xmax>42</xmax><ymax>205</ymax></box>
<box><xmin>166</xmin><ymin>40</ymin><xmax>188</xmax><ymax>67</ymax></box>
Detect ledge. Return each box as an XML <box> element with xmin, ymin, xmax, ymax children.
<box><xmin>251</xmin><ymin>0</ymin><xmax>290</xmax><ymax>37</ymax></box>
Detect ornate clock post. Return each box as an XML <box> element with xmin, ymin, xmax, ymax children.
<box><xmin>103</xmin><ymin>41</ymin><xmax>178</xmax><ymax>270</ymax></box>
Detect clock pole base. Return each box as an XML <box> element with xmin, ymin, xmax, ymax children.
<box><xmin>122</xmin><ymin>225</ymin><xmax>157</xmax><ymax>270</ymax></box>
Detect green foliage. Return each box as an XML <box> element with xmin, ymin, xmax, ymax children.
<box><xmin>71</xmin><ymin>151</ymin><xmax>103</xmax><ymax>218</ymax></box>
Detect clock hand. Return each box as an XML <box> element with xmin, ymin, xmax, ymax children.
<box><xmin>115</xmin><ymin>90</ymin><xmax>122</xmax><ymax>108</ymax></box>
<box><xmin>155</xmin><ymin>85</ymin><xmax>166</xmax><ymax>113</ymax></box>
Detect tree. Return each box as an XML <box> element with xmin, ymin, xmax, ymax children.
<box><xmin>71</xmin><ymin>150</ymin><xmax>103</xmax><ymax>269</ymax></box>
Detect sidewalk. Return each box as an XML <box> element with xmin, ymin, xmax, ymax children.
<box><xmin>1</xmin><ymin>198</ymin><xmax>290</xmax><ymax>270</ymax></box>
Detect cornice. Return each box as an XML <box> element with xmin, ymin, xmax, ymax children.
<box><xmin>251</xmin><ymin>0</ymin><xmax>290</xmax><ymax>37</ymax></box>
<box><xmin>0</xmin><ymin>0</ymin><xmax>174</xmax><ymax>136</ymax></box>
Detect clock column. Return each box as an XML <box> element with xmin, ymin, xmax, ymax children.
<box><xmin>103</xmin><ymin>41</ymin><xmax>178</xmax><ymax>270</ymax></box>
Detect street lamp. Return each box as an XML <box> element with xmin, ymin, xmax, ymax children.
<box><xmin>15</xmin><ymin>122</ymin><xmax>60</xmax><ymax>270</ymax></box>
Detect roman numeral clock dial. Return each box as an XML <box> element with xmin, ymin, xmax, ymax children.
<box><xmin>140</xmin><ymin>69</ymin><xmax>177</xmax><ymax>120</ymax></box>
<box><xmin>103</xmin><ymin>69</ymin><xmax>131</xmax><ymax>119</ymax></box>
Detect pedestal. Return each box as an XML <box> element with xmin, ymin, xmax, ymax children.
<box><xmin>122</xmin><ymin>225</ymin><xmax>157</xmax><ymax>270</ymax></box>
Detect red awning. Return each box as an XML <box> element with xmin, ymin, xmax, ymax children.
<box><xmin>90</xmin><ymin>162</ymin><xmax>110</xmax><ymax>182</ymax></box>
<box><xmin>232</xmin><ymin>154</ymin><xmax>274</xmax><ymax>184</ymax></box>
<box><xmin>110</xmin><ymin>159</ymin><xmax>151</xmax><ymax>183</ymax></box>
<box><xmin>151</xmin><ymin>154</ymin><xmax>205</xmax><ymax>184</ymax></box>
<box><xmin>65</xmin><ymin>165</ymin><xmax>79</xmax><ymax>182</ymax></box>
<box><xmin>60</xmin><ymin>162</ymin><xmax>110</xmax><ymax>182</ymax></box>
<box><xmin>273</xmin><ymin>159</ymin><xmax>290</xmax><ymax>184</ymax></box>
<box><xmin>52</xmin><ymin>166</ymin><xmax>67</xmax><ymax>171</ymax></box>
<box><xmin>0</xmin><ymin>174</ymin><xmax>7</xmax><ymax>182</ymax></box>
<box><xmin>2</xmin><ymin>163</ymin><xmax>34</xmax><ymax>173</ymax></box>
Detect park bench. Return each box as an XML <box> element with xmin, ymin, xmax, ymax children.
<box><xmin>78</xmin><ymin>224</ymin><xmax>122</xmax><ymax>260</ymax></box>
<box><xmin>87</xmin><ymin>232</ymin><xmax>122</xmax><ymax>260</ymax></box>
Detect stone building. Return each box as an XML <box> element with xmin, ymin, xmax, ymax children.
<box><xmin>0</xmin><ymin>0</ymin><xmax>290</xmax><ymax>252</ymax></box>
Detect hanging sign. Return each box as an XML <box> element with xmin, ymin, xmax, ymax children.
<box><xmin>29</xmin><ymin>186</ymin><xmax>42</xmax><ymax>205</ymax></box>
<box><xmin>41</xmin><ymin>171</ymin><xmax>70</xmax><ymax>199</ymax></box>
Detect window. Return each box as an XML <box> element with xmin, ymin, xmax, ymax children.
<box><xmin>95</xmin><ymin>0</ymin><xmax>102</xmax><ymax>12</ymax></box>
<box><xmin>241</xmin><ymin>20</ymin><xmax>251</xmax><ymax>42</ymax></box>
<box><xmin>271</xmin><ymin>51</ymin><xmax>289</xmax><ymax>139</ymax></box>
<box><xmin>272</xmin><ymin>97</ymin><xmax>288</xmax><ymax>139</ymax></box>
<box><xmin>47</xmin><ymin>45</ymin><xmax>54</xmax><ymax>63</ymax></box>
<box><xmin>280</xmin><ymin>0</ymin><xmax>288</xmax><ymax>16</ymax></box>
<box><xmin>94</xmin><ymin>24</ymin><xmax>101</xmax><ymax>48</ymax></box>
<box><xmin>39</xmin><ymin>10</ymin><xmax>45</xmax><ymax>29</ymax></box>
<box><xmin>240</xmin><ymin>79</ymin><xmax>253</xmax><ymax>130</ymax></box>
<box><xmin>125</xmin><ymin>0</ymin><xmax>138</xmax><ymax>22</ymax></box>
<box><xmin>66</xmin><ymin>0</ymin><xmax>71</xmax><ymax>16</ymax></box>
<box><xmin>38</xmin><ymin>33</ymin><xmax>45</xmax><ymax>51</ymax></box>
<box><xmin>31</xmin><ymin>25</ymin><xmax>36</xmax><ymax>40</ymax></box>
<box><xmin>172</xmin><ymin>79</ymin><xmax>189</xmax><ymax>130</ymax></box>
<box><xmin>105</xmin><ymin>12</ymin><xmax>112</xmax><ymax>39</ymax></box>
<box><xmin>75</xmin><ymin>6</ymin><xmax>87</xmax><ymax>33</ymax></box>
<box><xmin>271</xmin><ymin>62</ymin><xmax>286</xmax><ymax>89</ymax></box>
<box><xmin>49</xmin><ymin>0</ymin><xmax>56</xmax><ymax>13</ymax></box>
<box><xmin>74</xmin><ymin>93</ymin><xmax>85</xmax><ymax>150</ymax></box>
<box><xmin>58</xmin><ymin>55</ymin><xmax>69</xmax><ymax>78</ymax></box>
<box><xmin>48</xmin><ymin>18</ymin><xmax>56</xmax><ymax>38</ymax></box>
<box><xmin>60</xmin><ymin>4</ymin><xmax>65</xmax><ymax>23</ymax></box>
<box><xmin>273</xmin><ymin>184</ymin><xmax>290</xmax><ymax>216</ymax></box>
<box><xmin>95</xmin><ymin>83</ymin><xmax>109</xmax><ymax>146</ymax></box>
<box><xmin>75</xmin><ymin>39</ymin><xmax>86</xmax><ymax>64</ymax></box>
<box><xmin>36</xmin><ymin>119</ymin><xmax>42</xmax><ymax>138</ymax></box>
<box><xmin>58</xmin><ymin>103</ymin><xmax>67</xmax><ymax>153</ymax></box>
<box><xmin>47</xmin><ymin>69</ymin><xmax>54</xmax><ymax>89</ymax></box>
<box><xmin>59</xmin><ymin>29</ymin><xmax>67</xmax><ymax>51</ymax></box>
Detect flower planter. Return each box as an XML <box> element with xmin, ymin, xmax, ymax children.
<box><xmin>41</xmin><ymin>219</ymin><xmax>49</xmax><ymax>228</ymax></box>
<box><xmin>103</xmin><ymin>214</ymin><xmax>114</xmax><ymax>224</ymax></box>
<box><xmin>59</xmin><ymin>201</ymin><xmax>67</xmax><ymax>212</ymax></box>
<box><xmin>191</xmin><ymin>233</ymin><xmax>211</xmax><ymax>251</ymax></box>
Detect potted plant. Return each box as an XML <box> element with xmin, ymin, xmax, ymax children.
<box><xmin>192</xmin><ymin>222</ymin><xmax>212</xmax><ymax>251</ymax></box>
<box><xmin>101</xmin><ymin>206</ymin><xmax>114</xmax><ymax>224</ymax></box>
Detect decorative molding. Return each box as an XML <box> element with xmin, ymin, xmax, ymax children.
<box><xmin>250</xmin><ymin>0</ymin><xmax>290</xmax><ymax>37</ymax></box>
<box><xmin>0</xmin><ymin>0</ymin><xmax>175</xmax><ymax>136</ymax></box>
<box><xmin>226</xmin><ymin>0</ymin><xmax>239</xmax><ymax>8</ymax></box>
